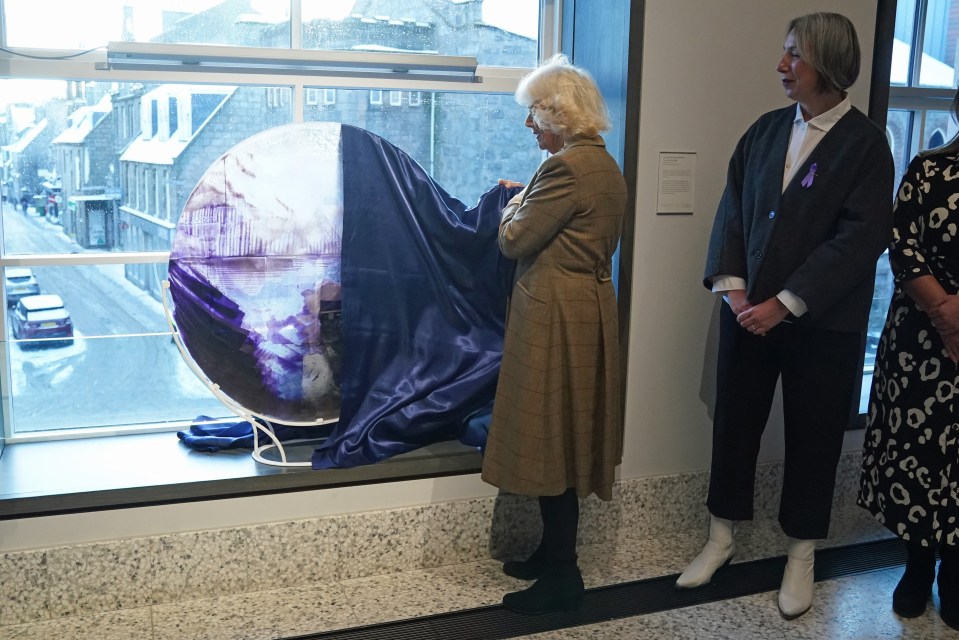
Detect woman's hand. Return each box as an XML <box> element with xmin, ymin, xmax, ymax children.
<box><xmin>736</xmin><ymin>297</ymin><xmax>789</xmax><ymax>337</ymax></box>
<box><xmin>725</xmin><ymin>289</ymin><xmax>752</xmax><ymax>316</ymax></box>
<box><xmin>928</xmin><ymin>295</ymin><xmax>959</xmax><ymax>336</ymax></box>
<box><xmin>498</xmin><ymin>179</ymin><xmax>525</xmax><ymax>189</ymax></box>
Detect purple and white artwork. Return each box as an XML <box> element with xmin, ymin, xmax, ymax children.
<box><xmin>169</xmin><ymin>122</ymin><xmax>343</xmax><ymax>424</ymax></box>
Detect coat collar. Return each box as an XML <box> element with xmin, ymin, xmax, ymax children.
<box><xmin>563</xmin><ymin>134</ymin><xmax>606</xmax><ymax>151</ymax></box>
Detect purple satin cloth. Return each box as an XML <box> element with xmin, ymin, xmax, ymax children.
<box><xmin>310</xmin><ymin>125</ymin><xmax>516</xmax><ymax>468</ymax></box>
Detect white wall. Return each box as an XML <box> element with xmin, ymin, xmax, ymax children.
<box><xmin>0</xmin><ymin>0</ymin><xmax>883</xmax><ymax>552</ymax></box>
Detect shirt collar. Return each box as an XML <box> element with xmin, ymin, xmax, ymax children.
<box><xmin>792</xmin><ymin>94</ymin><xmax>852</xmax><ymax>132</ymax></box>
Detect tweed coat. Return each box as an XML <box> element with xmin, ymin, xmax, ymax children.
<box><xmin>481</xmin><ymin>134</ymin><xmax>627</xmax><ymax>501</ymax></box>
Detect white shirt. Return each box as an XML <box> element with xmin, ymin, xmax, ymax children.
<box><xmin>712</xmin><ymin>95</ymin><xmax>852</xmax><ymax>317</ymax></box>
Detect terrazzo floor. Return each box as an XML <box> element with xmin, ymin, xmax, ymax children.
<box><xmin>5</xmin><ymin>507</ymin><xmax>955</xmax><ymax>639</ymax></box>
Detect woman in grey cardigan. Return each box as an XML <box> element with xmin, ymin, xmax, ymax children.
<box><xmin>677</xmin><ymin>12</ymin><xmax>893</xmax><ymax>619</ymax></box>
<box><xmin>481</xmin><ymin>54</ymin><xmax>627</xmax><ymax>615</ymax></box>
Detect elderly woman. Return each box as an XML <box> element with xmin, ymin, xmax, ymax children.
<box><xmin>480</xmin><ymin>54</ymin><xmax>627</xmax><ymax>615</ymax></box>
<box><xmin>859</xmin><ymin>86</ymin><xmax>959</xmax><ymax>628</ymax></box>
<box><xmin>676</xmin><ymin>12</ymin><xmax>893</xmax><ymax>619</ymax></box>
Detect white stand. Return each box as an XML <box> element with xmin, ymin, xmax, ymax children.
<box><xmin>161</xmin><ymin>279</ymin><xmax>337</xmax><ymax>467</ymax></box>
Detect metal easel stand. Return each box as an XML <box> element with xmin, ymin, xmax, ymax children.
<box><xmin>161</xmin><ymin>279</ymin><xmax>337</xmax><ymax>467</ymax></box>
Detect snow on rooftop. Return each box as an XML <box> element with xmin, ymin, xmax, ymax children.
<box><xmin>52</xmin><ymin>95</ymin><xmax>113</xmax><ymax>145</ymax></box>
<box><xmin>2</xmin><ymin>119</ymin><xmax>47</xmax><ymax>154</ymax></box>
<box><xmin>121</xmin><ymin>85</ymin><xmax>235</xmax><ymax>166</ymax></box>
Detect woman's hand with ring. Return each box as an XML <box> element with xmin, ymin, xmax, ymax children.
<box><xmin>737</xmin><ymin>297</ymin><xmax>789</xmax><ymax>336</ymax></box>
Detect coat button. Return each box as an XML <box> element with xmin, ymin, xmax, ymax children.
<box><xmin>769</xmin><ymin>210</ymin><xmax>776</xmax><ymax>219</ymax></box>
<box><xmin>753</xmin><ymin>250</ymin><xmax>762</xmax><ymax>258</ymax></box>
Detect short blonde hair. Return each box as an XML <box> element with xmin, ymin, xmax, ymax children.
<box><xmin>515</xmin><ymin>54</ymin><xmax>611</xmax><ymax>139</ymax></box>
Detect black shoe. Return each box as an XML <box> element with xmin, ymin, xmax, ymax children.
<box><xmin>502</xmin><ymin>564</ymin><xmax>584</xmax><ymax>615</ymax></box>
<box><xmin>503</xmin><ymin>545</ymin><xmax>548</xmax><ymax>580</ymax></box>
<box><xmin>893</xmin><ymin>568</ymin><xmax>934</xmax><ymax>617</ymax></box>
<box><xmin>939</xmin><ymin>545</ymin><xmax>959</xmax><ymax>630</ymax></box>
<box><xmin>893</xmin><ymin>542</ymin><xmax>936</xmax><ymax>618</ymax></box>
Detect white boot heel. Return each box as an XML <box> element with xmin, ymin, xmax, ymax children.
<box><xmin>676</xmin><ymin>516</ymin><xmax>735</xmax><ymax>589</ymax></box>
<box><xmin>779</xmin><ymin>538</ymin><xmax>815</xmax><ymax>619</ymax></box>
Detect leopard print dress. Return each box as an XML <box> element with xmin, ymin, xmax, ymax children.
<box><xmin>858</xmin><ymin>152</ymin><xmax>959</xmax><ymax>548</ymax></box>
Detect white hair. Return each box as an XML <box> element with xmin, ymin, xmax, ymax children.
<box><xmin>515</xmin><ymin>54</ymin><xmax>611</xmax><ymax>138</ymax></box>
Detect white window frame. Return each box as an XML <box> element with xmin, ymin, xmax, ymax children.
<box><xmin>323</xmin><ymin>88</ymin><xmax>336</xmax><ymax>105</ymax></box>
<box><xmin>389</xmin><ymin>90</ymin><xmax>402</xmax><ymax>106</ymax></box>
<box><xmin>408</xmin><ymin>90</ymin><xmax>422</xmax><ymax>106</ymax></box>
<box><xmin>305</xmin><ymin>87</ymin><xmax>320</xmax><ymax>105</ymax></box>
<box><xmin>0</xmin><ymin>0</ymin><xmax>561</xmax><ymax>443</ymax></box>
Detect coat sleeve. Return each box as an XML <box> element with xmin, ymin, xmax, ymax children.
<box><xmin>499</xmin><ymin>154</ymin><xmax>577</xmax><ymax>260</ymax></box>
<box><xmin>703</xmin><ymin>130</ymin><xmax>750</xmax><ymax>290</ymax></box>
<box><xmin>887</xmin><ymin>155</ymin><xmax>933</xmax><ymax>284</ymax></box>
<box><xmin>781</xmin><ymin>134</ymin><xmax>894</xmax><ymax>317</ymax></box>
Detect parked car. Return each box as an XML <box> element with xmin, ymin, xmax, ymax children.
<box><xmin>11</xmin><ymin>294</ymin><xmax>74</xmax><ymax>348</ymax></box>
<box><xmin>5</xmin><ymin>267</ymin><xmax>41</xmax><ymax>307</ymax></box>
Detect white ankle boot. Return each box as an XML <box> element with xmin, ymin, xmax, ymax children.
<box><xmin>779</xmin><ymin>538</ymin><xmax>815</xmax><ymax>618</ymax></box>
<box><xmin>676</xmin><ymin>516</ymin><xmax>735</xmax><ymax>588</ymax></box>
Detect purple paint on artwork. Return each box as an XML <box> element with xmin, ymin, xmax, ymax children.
<box><xmin>169</xmin><ymin>123</ymin><xmax>344</xmax><ymax>423</ymax></box>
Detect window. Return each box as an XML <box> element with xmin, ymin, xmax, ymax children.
<box><xmin>0</xmin><ymin>0</ymin><xmax>550</xmax><ymax>442</ymax></box>
<box><xmin>863</xmin><ymin>0</ymin><xmax>959</xmax><ymax>412</ymax></box>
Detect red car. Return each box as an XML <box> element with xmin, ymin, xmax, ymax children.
<box><xmin>11</xmin><ymin>294</ymin><xmax>74</xmax><ymax>348</ymax></box>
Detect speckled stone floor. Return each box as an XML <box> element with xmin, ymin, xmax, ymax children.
<box><xmin>7</xmin><ymin>503</ymin><xmax>951</xmax><ymax>640</ymax></box>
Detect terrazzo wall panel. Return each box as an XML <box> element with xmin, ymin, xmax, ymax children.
<box><xmin>0</xmin><ymin>452</ymin><xmax>865</xmax><ymax>628</ymax></box>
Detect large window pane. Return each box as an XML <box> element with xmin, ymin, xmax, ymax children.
<box><xmin>891</xmin><ymin>0</ymin><xmax>918</xmax><ymax>85</ymax></box>
<box><xmin>10</xmin><ymin>333</ymin><xmax>229</xmax><ymax>434</ymax></box>
<box><xmin>2</xmin><ymin>0</ymin><xmax>291</xmax><ymax>49</ymax></box>
<box><xmin>921</xmin><ymin>108</ymin><xmax>959</xmax><ymax>150</ymax></box>
<box><xmin>919</xmin><ymin>0</ymin><xmax>959</xmax><ymax>87</ymax></box>
<box><xmin>1</xmin><ymin>79</ymin><xmax>293</xmax><ymax>256</ymax></box>
<box><xmin>6</xmin><ymin>263</ymin><xmax>228</xmax><ymax>434</ymax></box>
<box><xmin>301</xmin><ymin>0</ymin><xmax>539</xmax><ymax>67</ymax></box>
<box><xmin>885</xmin><ymin>109</ymin><xmax>914</xmax><ymax>180</ymax></box>
<box><xmin>861</xmin><ymin>253</ymin><xmax>894</xmax><ymax>413</ymax></box>
<box><xmin>305</xmin><ymin>87</ymin><xmax>541</xmax><ymax>204</ymax></box>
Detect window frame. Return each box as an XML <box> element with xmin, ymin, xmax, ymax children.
<box><xmin>0</xmin><ymin>0</ymin><xmax>562</xmax><ymax>443</ymax></box>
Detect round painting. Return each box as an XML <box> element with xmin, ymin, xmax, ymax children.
<box><xmin>168</xmin><ymin>122</ymin><xmax>343</xmax><ymax>424</ymax></box>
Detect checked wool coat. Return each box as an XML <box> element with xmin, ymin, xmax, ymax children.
<box><xmin>481</xmin><ymin>134</ymin><xmax>627</xmax><ymax>501</ymax></box>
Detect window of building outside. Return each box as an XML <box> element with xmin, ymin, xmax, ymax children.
<box><xmin>0</xmin><ymin>0</ymin><xmax>549</xmax><ymax>442</ymax></box>
<box><xmin>863</xmin><ymin>0</ymin><xmax>959</xmax><ymax>413</ymax></box>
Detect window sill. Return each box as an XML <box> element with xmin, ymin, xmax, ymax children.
<box><xmin>0</xmin><ymin>432</ymin><xmax>482</xmax><ymax>520</ymax></box>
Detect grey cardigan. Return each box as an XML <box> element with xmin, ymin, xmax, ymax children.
<box><xmin>704</xmin><ymin>105</ymin><xmax>894</xmax><ymax>332</ymax></box>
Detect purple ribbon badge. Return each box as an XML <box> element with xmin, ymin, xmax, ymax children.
<box><xmin>800</xmin><ymin>162</ymin><xmax>817</xmax><ymax>188</ymax></box>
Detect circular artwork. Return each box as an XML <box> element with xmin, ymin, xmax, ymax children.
<box><xmin>168</xmin><ymin>122</ymin><xmax>343</xmax><ymax>424</ymax></box>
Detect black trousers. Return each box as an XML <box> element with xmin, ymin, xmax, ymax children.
<box><xmin>706</xmin><ymin>304</ymin><xmax>861</xmax><ymax>540</ymax></box>
<box><xmin>539</xmin><ymin>488</ymin><xmax>579</xmax><ymax>565</ymax></box>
